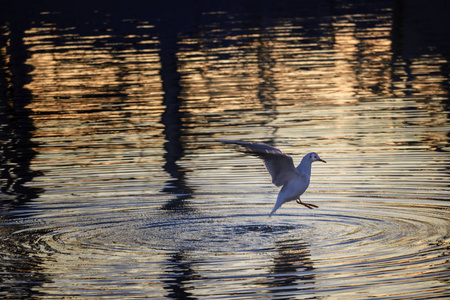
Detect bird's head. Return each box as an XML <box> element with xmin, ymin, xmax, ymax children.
<box><xmin>308</xmin><ymin>152</ymin><xmax>326</xmax><ymax>163</ymax></box>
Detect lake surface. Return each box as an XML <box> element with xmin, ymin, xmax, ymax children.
<box><xmin>1</xmin><ymin>1</ymin><xmax>450</xmax><ymax>299</ymax></box>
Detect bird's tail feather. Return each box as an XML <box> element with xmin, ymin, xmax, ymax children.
<box><xmin>269</xmin><ymin>199</ymin><xmax>284</xmax><ymax>217</ymax></box>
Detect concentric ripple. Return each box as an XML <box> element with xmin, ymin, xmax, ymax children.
<box><xmin>32</xmin><ymin>194</ymin><xmax>450</xmax><ymax>299</ymax></box>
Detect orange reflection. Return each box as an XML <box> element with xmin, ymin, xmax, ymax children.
<box><xmin>24</xmin><ymin>27</ymin><xmax>165</xmax><ymax>148</ymax></box>
<box><xmin>173</xmin><ymin>13</ymin><xmax>448</xmax><ymax>153</ymax></box>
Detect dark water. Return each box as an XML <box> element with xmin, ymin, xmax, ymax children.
<box><xmin>1</xmin><ymin>1</ymin><xmax>450</xmax><ymax>299</ymax></box>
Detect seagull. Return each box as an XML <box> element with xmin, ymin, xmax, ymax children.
<box><xmin>218</xmin><ymin>140</ymin><xmax>326</xmax><ymax>216</ymax></box>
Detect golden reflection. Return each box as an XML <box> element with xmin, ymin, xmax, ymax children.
<box><xmin>19</xmin><ymin>24</ymin><xmax>171</xmax><ymax>197</ymax></box>
<box><xmin>24</xmin><ymin>30</ymin><xmax>165</xmax><ymax>144</ymax></box>
<box><xmin>175</xmin><ymin>12</ymin><xmax>448</xmax><ymax>153</ymax></box>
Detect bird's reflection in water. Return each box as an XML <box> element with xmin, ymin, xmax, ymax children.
<box><xmin>164</xmin><ymin>251</ymin><xmax>198</xmax><ymax>300</ymax></box>
<box><xmin>268</xmin><ymin>237</ymin><xmax>315</xmax><ymax>298</ymax></box>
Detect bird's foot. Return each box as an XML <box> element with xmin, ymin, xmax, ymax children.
<box><xmin>296</xmin><ymin>199</ymin><xmax>318</xmax><ymax>209</ymax></box>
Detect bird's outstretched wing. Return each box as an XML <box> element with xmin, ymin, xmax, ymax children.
<box><xmin>218</xmin><ymin>139</ymin><xmax>298</xmax><ymax>187</ymax></box>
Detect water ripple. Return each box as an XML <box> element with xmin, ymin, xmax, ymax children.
<box><xmin>32</xmin><ymin>193</ymin><xmax>450</xmax><ymax>298</ymax></box>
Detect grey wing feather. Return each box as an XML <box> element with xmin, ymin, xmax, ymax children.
<box><xmin>262</xmin><ymin>154</ymin><xmax>298</xmax><ymax>186</ymax></box>
<box><xmin>217</xmin><ymin>139</ymin><xmax>281</xmax><ymax>154</ymax></box>
<box><xmin>218</xmin><ymin>139</ymin><xmax>298</xmax><ymax>187</ymax></box>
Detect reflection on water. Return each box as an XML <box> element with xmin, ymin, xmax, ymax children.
<box><xmin>0</xmin><ymin>19</ymin><xmax>47</xmax><ymax>298</ymax></box>
<box><xmin>1</xmin><ymin>0</ymin><xmax>450</xmax><ymax>299</ymax></box>
<box><xmin>269</xmin><ymin>238</ymin><xmax>314</xmax><ymax>297</ymax></box>
<box><xmin>164</xmin><ymin>250</ymin><xmax>198</xmax><ymax>300</ymax></box>
<box><xmin>159</xmin><ymin>12</ymin><xmax>195</xmax><ymax>212</ymax></box>
<box><xmin>0</xmin><ymin>18</ymin><xmax>42</xmax><ymax>204</ymax></box>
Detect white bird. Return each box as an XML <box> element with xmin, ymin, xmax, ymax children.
<box><xmin>218</xmin><ymin>140</ymin><xmax>326</xmax><ymax>216</ymax></box>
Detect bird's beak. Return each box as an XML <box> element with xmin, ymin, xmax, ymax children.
<box><xmin>318</xmin><ymin>158</ymin><xmax>327</xmax><ymax>163</ymax></box>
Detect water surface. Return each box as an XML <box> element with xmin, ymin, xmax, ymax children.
<box><xmin>1</xmin><ymin>1</ymin><xmax>449</xmax><ymax>299</ymax></box>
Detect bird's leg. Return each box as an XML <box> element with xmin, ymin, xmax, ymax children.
<box><xmin>296</xmin><ymin>198</ymin><xmax>318</xmax><ymax>209</ymax></box>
